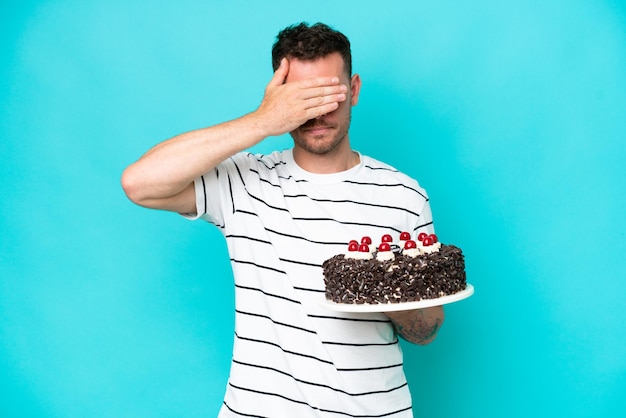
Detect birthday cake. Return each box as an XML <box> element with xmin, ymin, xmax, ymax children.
<box><xmin>322</xmin><ymin>232</ymin><xmax>466</xmax><ymax>305</ymax></box>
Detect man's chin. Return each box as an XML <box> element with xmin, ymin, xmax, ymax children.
<box><xmin>298</xmin><ymin>140</ymin><xmax>342</xmax><ymax>156</ymax></box>
<box><xmin>292</xmin><ymin>130</ymin><xmax>347</xmax><ymax>155</ymax></box>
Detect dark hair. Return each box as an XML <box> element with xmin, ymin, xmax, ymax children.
<box><xmin>271</xmin><ymin>22</ymin><xmax>352</xmax><ymax>76</ymax></box>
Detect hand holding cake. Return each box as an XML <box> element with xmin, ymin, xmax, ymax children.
<box><xmin>384</xmin><ymin>305</ymin><xmax>445</xmax><ymax>345</ymax></box>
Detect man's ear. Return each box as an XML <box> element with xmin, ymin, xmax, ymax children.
<box><xmin>350</xmin><ymin>74</ymin><xmax>362</xmax><ymax>106</ymax></box>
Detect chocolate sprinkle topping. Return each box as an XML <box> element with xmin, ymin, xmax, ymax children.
<box><xmin>322</xmin><ymin>245</ymin><xmax>466</xmax><ymax>304</ymax></box>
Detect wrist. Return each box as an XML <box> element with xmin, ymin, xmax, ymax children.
<box><xmin>242</xmin><ymin>111</ymin><xmax>277</xmax><ymax>140</ymax></box>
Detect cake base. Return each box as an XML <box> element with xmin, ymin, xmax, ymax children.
<box><xmin>321</xmin><ymin>284</ymin><xmax>474</xmax><ymax>312</ymax></box>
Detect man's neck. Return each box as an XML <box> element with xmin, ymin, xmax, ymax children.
<box><xmin>292</xmin><ymin>145</ymin><xmax>360</xmax><ymax>174</ymax></box>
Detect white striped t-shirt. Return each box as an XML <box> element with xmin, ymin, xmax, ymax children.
<box><xmin>189</xmin><ymin>149</ymin><xmax>434</xmax><ymax>417</ymax></box>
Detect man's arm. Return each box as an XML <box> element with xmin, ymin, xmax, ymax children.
<box><xmin>121</xmin><ymin>58</ymin><xmax>348</xmax><ymax>213</ymax></box>
<box><xmin>385</xmin><ymin>306</ymin><xmax>445</xmax><ymax>345</ymax></box>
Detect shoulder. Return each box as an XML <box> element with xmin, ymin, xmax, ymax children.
<box><xmin>359</xmin><ymin>154</ymin><xmax>426</xmax><ymax>193</ymax></box>
<box><xmin>222</xmin><ymin>151</ymin><xmax>290</xmax><ymax>186</ymax></box>
<box><xmin>360</xmin><ymin>154</ymin><xmax>403</xmax><ymax>174</ymax></box>
<box><xmin>219</xmin><ymin>151</ymin><xmax>287</xmax><ymax>178</ymax></box>
<box><xmin>229</xmin><ymin>151</ymin><xmax>287</xmax><ymax>170</ymax></box>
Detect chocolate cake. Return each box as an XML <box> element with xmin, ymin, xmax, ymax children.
<box><xmin>322</xmin><ymin>233</ymin><xmax>466</xmax><ymax>305</ymax></box>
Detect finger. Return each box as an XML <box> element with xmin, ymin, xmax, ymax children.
<box><xmin>303</xmin><ymin>94</ymin><xmax>346</xmax><ymax>117</ymax></box>
<box><xmin>308</xmin><ymin>101</ymin><xmax>341</xmax><ymax>118</ymax></box>
<box><xmin>301</xmin><ymin>84</ymin><xmax>348</xmax><ymax>100</ymax></box>
<box><xmin>302</xmin><ymin>90</ymin><xmax>347</xmax><ymax>110</ymax></box>
<box><xmin>268</xmin><ymin>58</ymin><xmax>289</xmax><ymax>87</ymax></box>
<box><xmin>298</xmin><ymin>76</ymin><xmax>341</xmax><ymax>89</ymax></box>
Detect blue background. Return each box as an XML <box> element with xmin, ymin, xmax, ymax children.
<box><xmin>2</xmin><ymin>0</ymin><xmax>625</xmax><ymax>417</ymax></box>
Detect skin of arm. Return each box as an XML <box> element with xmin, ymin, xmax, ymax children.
<box><xmin>121</xmin><ymin>58</ymin><xmax>348</xmax><ymax>213</ymax></box>
<box><xmin>385</xmin><ymin>306</ymin><xmax>445</xmax><ymax>345</ymax></box>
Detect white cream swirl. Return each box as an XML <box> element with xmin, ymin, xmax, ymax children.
<box><xmin>376</xmin><ymin>250</ymin><xmax>395</xmax><ymax>261</ymax></box>
<box><xmin>345</xmin><ymin>251</ymin><xmax>373</xmax><ymax>260</ymax></box>
<box><xmin>420</xmin><ymin>242</ymin><xmax>442</xmax><ymax>254</ymax></box>
<box><xmin>402</xmin><ymin>247</ymin><xmax>423</xmax><ymax>257</ymax></box>
<box><xmin>403</xmin><ymin>241</ymin><xmax>442</xmax><ymax>257</ymax></box>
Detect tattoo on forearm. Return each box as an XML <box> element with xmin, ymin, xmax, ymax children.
<box><xmin>393</xmin><ymin>313</ymin><xmax>443</xmax><ymax>344</ymax></box>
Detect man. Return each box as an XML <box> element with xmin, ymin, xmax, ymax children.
<box><xmin>122</xmin><ymin>22</ymin><xmax>444</xmax><ymax>417</ymax></box>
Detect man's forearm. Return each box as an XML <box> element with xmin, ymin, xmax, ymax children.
<box><xmin>121</xmin><ymin>113</ymin><xmax>267</xmax><ymax>207</ymax></box>
<box><xmin>386</xmin><ymin>306</ymin><xmax>445</xmax><ymax>345</ymax></box>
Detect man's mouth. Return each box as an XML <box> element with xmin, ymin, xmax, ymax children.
<box><xmin>301</xmin><ymin>121</ymin><xmax>333</xmax><ymax>133</ymax></box>
<box><xmin>306</xmin><ymin>125</ymin><xmax>330</xmax><ymax>132</ymax></box>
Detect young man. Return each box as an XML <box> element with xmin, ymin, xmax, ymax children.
<box><xmin>122</xmin><ymin>22</ymin><xmax>444</xmax><ymax>417</ymax></box>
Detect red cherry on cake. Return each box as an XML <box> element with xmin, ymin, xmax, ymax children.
<box><xmin>429</xmin><ymin>233</ymin><xmax>438</xmax><ymax>243</ymax></box>
<box><xmin>399</xmin><ymin>231</ymin><xmax>411</xmax><ymax>241</ymax></box>
<box><xmin>417</xmin><ymin>232</ymin><xmax>428</xmax><ymax>242</ymax></box>
<box><xmin>379</xmin><ymin>242</ymin><xmax>391</xmax><ymax>252</ymax></box>
<box><xmin>348</xmin><ymin>242</ymin><xmax>359</xmax><ymax>252</ymax></box>
<box><xmin>359</xmin><ymin>244</ymin><xmax>370</xmax><ymax>252</ymax></box>
<box><xmin>422</xmin><ymin>237</ymin><xmax>434</xmax><ymax>246</ymax></box>
<box><xmin>381</xmin><ymin>234</ymin><xmax>393</xmax><ymax>243</ymax></box>
<box><xmin>404</xmin><ymin>240</ymin><xmax>417</xmax><ymax>249</ymax></box>
<box><xmin>361</xmin><ymin>236</ymin><xmax>372</xmax><ymax>245</ymax></box>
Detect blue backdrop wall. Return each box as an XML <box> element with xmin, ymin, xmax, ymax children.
<box><xmin>2</xmin><ymin>1</ymin><xmax>625</xmax><ymax>417</ymax></box>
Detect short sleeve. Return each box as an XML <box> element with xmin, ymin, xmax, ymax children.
<box><xmin>179</xmin><ymin>153</ymin><xmax>253</xmax><ymax>226</ymax></box>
